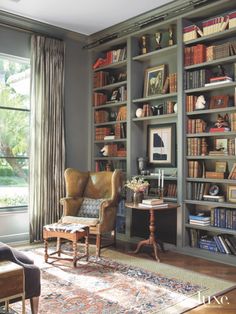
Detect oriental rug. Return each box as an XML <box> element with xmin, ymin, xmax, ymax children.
<box><xmin>12</xmin><ymin>246</ymin><xmax>235</xmax><ymax>314</ymax></box>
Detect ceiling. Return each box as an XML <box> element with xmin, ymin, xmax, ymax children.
<box><xmin>0</xmin><ymin>0</ymin><xmax>174</xmax><ymax>35</ymax></box>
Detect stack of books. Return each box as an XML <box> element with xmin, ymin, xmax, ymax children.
<box><xmin>205</xmin><ymin>76</ymin><xmax>232</xmax><ymax>86</ymax></box>
<box><xmin>203</xmin><ymin>194</ymin><xmax>225</xmax><ymax>202</ymax></box>
<box><xmin>189</xmin><ymin>214</ymin><xmax>211</xmax><ymax>226</ymax></box>
<box><xmin>138</xmin><ymin>198</ymin><xmax>168</xmax><ymax>208</ymax></box>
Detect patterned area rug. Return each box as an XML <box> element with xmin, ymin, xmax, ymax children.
<box><xmin>11</xmin><ymin>246</ymin><xmax>235</xmax><ymax>314</ymax></box>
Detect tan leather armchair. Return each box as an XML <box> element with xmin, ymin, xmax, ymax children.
<box><xmin>60</xmin><ymin>168</ymin><xmax>122</xmax><ymax>256</ymax></box>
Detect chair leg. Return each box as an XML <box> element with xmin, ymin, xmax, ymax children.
<box><xmin>113</xmin><ymin>229</ymin><xmax>117</xmax><ymax>248</ymax></box>
<box><xmin>96</xmin><ymin>234</ymin><xmax>101</xmax><ymax>257</ymax></box>
<box><xmin>30</xmin><ymin>296</ymin><xmax>39</xmax><ymax>314</ymax></box>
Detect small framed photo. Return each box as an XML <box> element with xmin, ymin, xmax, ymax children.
<box><xmin>144</xmin><ymin>64</ymin><xmax>166</xmax><ymax>97</ymax></box>
<box><xmin>215</xmin><ymin>161</ymin><xmax>227</xmax><ymax>173</ymax></box>
<box><xmin>228</xmin><ymin>163</ymin><xmax>236</xmax><ymax>179</ymax></box>
<box><xmin>227</xmin><ymin>185</ymin><xmax>236</xmax><ymax>203</ymax></box>
<box><xmin>110</xmin><ymin>89</ymin><xmax>120</xmax><ymax>101</ymax></box>
<box><xmin>147</xmin><ymin>123</ymin><xmax>176</xmax><ymax>166</ymax></box>
<box><xmin>209</xmin><ymin>95</ymin><xmax>229</xmax><ymax>109</ymax></box>
<box><xmin>215</xmin><ymin>138</ymin><xmax>228</xmax><ymax>153</ymax></box>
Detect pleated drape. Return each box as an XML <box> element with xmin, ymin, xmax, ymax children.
<box><xmin>29</xmin><ymin>35</ymin><xmax>65</xmax><ymax>241</ymax></box>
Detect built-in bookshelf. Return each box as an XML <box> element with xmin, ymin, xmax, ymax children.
<box><xmin>89</xmin><ymin>0</ymin><xmax>236</xmax><ymax>264</ymax></box>
<box><xmin>183</xmin><ymin>4</ymin><xmax>236</xmax><ymax>264</ymax></box>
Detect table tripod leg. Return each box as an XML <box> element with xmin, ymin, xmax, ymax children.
<box><xmin>153</xmin><ymin>241</ymin><xmax>160</xmax><ymax>262</ymax></box>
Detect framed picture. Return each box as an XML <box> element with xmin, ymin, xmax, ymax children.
<box><xmin>147</xmin><ymin>123</ymin><xmax>176</xmax><ymax>166</ymax></box>
<box><xmin>143</xmin><ymin>64</ymin><xmax>166</xmax><ymax>97</ymax></box>
<box><xmin>215</xmin><ymin>138</ymin><xmax>228</xmax><ymax>153</ymax></box>
<box><xmin>227</xmin><ymin>185</ymin><xmax>236</xmax><ymax>203</ymax></box>
<box><xmin>209</xmin><ymin>95</ymin><xmax>229</xmax><ymax>109</ymax></box>
<box><xmin>215</xmin><ymin>161</ymin><xmax>227</xmax><ymax>173</ymax></box>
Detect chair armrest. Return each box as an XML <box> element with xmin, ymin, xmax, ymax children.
<box><xmin>60</xmin><ymin>197</ymin><xmax>84</xmax><ymax>216</ymax></box>
<box><xmin>99</xmin><ymin>198</ymin><xmax>117</xmax><ymax>225</ymax></box>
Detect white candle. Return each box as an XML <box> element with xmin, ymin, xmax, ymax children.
<box><xmin>161</xmin><ymin>170</ymin><xmax>164</xmax><ymax>188</ymax></box>
<box><xmin>158</xmin><ymin>169</ymin><xmax>161</xmax><ymax>188</ymax></box>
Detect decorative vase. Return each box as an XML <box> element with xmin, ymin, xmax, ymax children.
<box><xmin>133</xmin><ymin>191</ymin><xmax>144</xmax><ymax>205</ymax></box>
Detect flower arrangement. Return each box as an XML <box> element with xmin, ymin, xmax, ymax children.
<box><xmin>125</xmin><ymin>176</ymin><xmax>149</xmax><ymax>192</ymax></box>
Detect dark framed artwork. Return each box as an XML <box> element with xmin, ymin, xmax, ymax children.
<box><xmin>209</xmin><ymin>95</ymin><xmax>229</xmax><ymax>109</ymax></box>
<box><xmin>143</xmin><ymin>64</ymin><xmax>166</xmax><ymax>97</ymax></box>
<box><xmin>147</xmin><ymin>123</ymin><xmax>176</xmax><ymax>166</ymax></box>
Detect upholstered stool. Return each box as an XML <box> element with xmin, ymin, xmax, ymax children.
<box><xmin>43</xmin><ymin>223</ymin><xmax>89</xmax><ymax>267</ymax></box>
<box><xmin>0</xmin><ymin>261</ymin><xmax>25</xmax><ymax>314</ymax></box>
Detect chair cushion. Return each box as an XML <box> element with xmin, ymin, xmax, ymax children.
<box><xmin>78</xmin><ymin>197</ymin><xmax>104</xmax><ymax>218</ymax></box>
<box><xmin>61</xmin><ymin>216</ymin><xmax>99</xmax><ymax>226</ymax></box>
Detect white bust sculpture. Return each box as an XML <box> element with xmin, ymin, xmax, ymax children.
<box><xmin>195</xmin><ymin>95</ymin><xmax>206</xmax><ymax>110</ymax></box>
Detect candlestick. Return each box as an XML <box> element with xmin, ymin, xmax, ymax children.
<box><xmin>161</xmin><ymin>170</ymin><xmax>164</xmax><ymax>188</ymax></box>
<box><xmin>158</xmin><ymin>169</ymin><xmax>161</xmax><ymax>188</ymax></box>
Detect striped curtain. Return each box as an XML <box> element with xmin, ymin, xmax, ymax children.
<box><xmin>29</xmin><ymin>35</ymin><xmax>65</xmax><ymax>241</ymax></box>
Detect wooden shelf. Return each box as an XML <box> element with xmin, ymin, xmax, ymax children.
<box><xmin>133</xmin><ymin>92</ymin><xmax>177</xmax><ymax>103</ymax></box>
<box><xmin>185</xmin><ymin>82</ymin><xmax>236</xmax><ymax>93</ymax></box>
<box><xmin>133</xmin><ymin>113</ymin><xmax>177</xmax><ymax>122</ymax></box>
<box><xmin>186</xmin><ymin>155</ymin><xmax>236</xmax><ymax>160</ymax></box>
<box><xmin>94</xmin><ymin>138</ymin><xmax>127</xmax><ymax>143</ymax></box>
<box><xmin>132</xmin><ymin>45</ymin><xmax>177</xmax><ymax>61</ymax></box>
<box><xmin>185</xmin><ymin>223</ymin><xmax>236</xmax><ymax>236</ymax></box>
<box><xmin>184</xmin><ymin>55</ymin><xmax>236</xmax><ymax>70</ymax></box>
<box><xmin>94</xmin><ymin>157</ymin><xmax>126</xmax><ymax>161</ymax></box>
<box><xmin>93</xmin><ymin>60</ymin><xmax>127</xmax><ymax>72</ymax></box>
<box><xmin>186</xmin><ymin>177</ymin><xmax>236</xmax><ymax>184</ymax></box>
<box><xmin>181</xmin><ymin>246</ymin><xmax>236</xmax><ymax>266</ymax></box>
<box><xmin>93</xmin><ymin>101</ymin><xmax>127</xmax><ymax>110</ymax></box>
<box><xmin>94</xmin><ymin>119</ymin><xmax>126</xmax><ymax>126</ymax></box>
<box><xmin>139</xmin><ymin>175</ymin><xmax>177</xmax><ymax>181</ymax></box>
<box><xmin>186</xmin><ymin>131</ymin><xmax>236</xmax><ymax>137</ymax></box>
<box><xmin>185</xmin><ymin>199</ymin><xmax>236</xmax><ymax>209</ymax></box>
<box><xmin>186</xmin><ymin>107</ymin><xmax>236</xmax><ymax>116</ymax></box>
<box><xmin>93</xmin><ymin>80</ymin><xmax>127</xmax><ymax>92</ymax></box>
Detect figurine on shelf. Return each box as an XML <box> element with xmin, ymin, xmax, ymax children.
<box><xmin>139</xmin><ymin>35</ymin><xmax>149</xmax><ymax>54</ymax></box>
<box><xmin>195</xmin><ymin>95</ymin><xmax>206</xmax><ymax>110</ymax></box>
<box><xmin>154</xmin><ymin>31</ymin><xmax>162</xmax><ymax>50</ymax></box>
<box><xmin>168</xmin><ymin>26</ymin><xmax>174</xmax><ymax>46</ymax></box>
<box><xmin>214</xmin><ymin>114</ymin><xmax>229</xmax><ymax>128</ymax></box>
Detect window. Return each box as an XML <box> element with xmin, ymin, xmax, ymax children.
<box><xmin>0</xmin><ymin>54</ymin><xmax>30</xmax><ymax>211</ymax></box>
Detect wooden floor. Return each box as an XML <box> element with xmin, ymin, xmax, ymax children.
<box><xmin>115</xmin><ymin>240</ymin><xmax>236</xmax><ymax>314</ymax></box>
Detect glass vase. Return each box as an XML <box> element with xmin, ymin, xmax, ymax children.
<box><xmin>133</xmin><ymin>191</ymin><xmax>144</xmax><ymax>205</ymax></box>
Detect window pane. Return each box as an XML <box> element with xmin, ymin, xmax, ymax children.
<box><xmin>0</xmin><ymin>59</ymin><xmax>30</xmax><ymax>109</ymax></box>
<box><xmin>0</xmin><ymin>109</ymin><xmax>29</xmax><ymax>157</ymax></box>
<box><xmin>0</xmin><ymin>158</ymin><xmax>28</xmax><ymax>207</ymax></box>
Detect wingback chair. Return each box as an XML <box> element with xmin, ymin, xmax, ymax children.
<box><xmin>60</xmin><ymin>168</ymin><xmax>122</xmax><ymax>256</ymax></box>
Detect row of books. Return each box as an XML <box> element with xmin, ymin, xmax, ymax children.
<box><xmin>183</xmin><ymin>11</ymin><xmax>236</xmax><ymax>42</ymax></box>
<box><xmin>187</xmin><ymin>137</ymin><xmax>207</xmax><ymax>156</ymax></box>
<box><xmin>169</xmin><ymin>73</ymin><xmax>177</xmax><ymax>93</ymax></box>
<box><xmin>210</xmin><ymin>207</ymin><xmax>236</xmax><ymax>230</ymax></box>
<box><xmin>93</xmin><ymin>47</ymin><xmax>127</xmax><ymax>70</ymax></box>
<box><xmin>95</xmin><ymin>160</ymin><xmax>126</xmax><ymax>172</ymax></box>
<box><xmin>94</xmin><ymin>110</ymin><xmax>109</xmax><ymax>124</ymax></box>
<box><xmin>188</xmin><ymin>161</ymin><xmax>203</xmax><ymax>178</ymax></box>
<box><xmin>187</xmin><ymin>118</ymin><xmax>207</xmax><ymax>133</ymax></box>
<box><xmin>229</xmin><ymin>113</ymin><xmax>236</xmax><ymax>131</ymax></box>
<box><xmin>184</xmin><ymin>69</ymin><xmax>211</xmax><ymax>90</ymax></box>
<box><xmin>189</xmin><ymin>229</ymin><xmax>236</xmax><ymax>255</ymax></box>
<box><xmin>184</xmin><ymin>42</ymin><xmax>236</xmax><ymax>66</ymax></box>
<box><xmin>93</xmin><ymin>71</ymin><xmax>109</xmax><ymax>88</ymax></box>
<box><xmin>95</xmin><ymin>127</ymin><xmax>111</xmax><ymax>140</ymax></box>
<box><xmin>165</xmin><ymin>183</ymin><xmax>177</xmax><ymax>198</ymax></box>
<box><xmin>93</xmin><ymin>92</ymin><xmax>107</xmax><ymax>106</ymax></box>
<box><xmin>186</xmin><ymin>182</ymin><xmax>226</xmax><ymax>202</ymax></box>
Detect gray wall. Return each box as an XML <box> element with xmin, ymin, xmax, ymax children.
<box><xmin>64</xmin><ymin>38</ymin><xmax>89</xmax><ymax>170</ymax></box>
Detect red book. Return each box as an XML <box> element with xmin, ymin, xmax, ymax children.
<box><xmin>209</xmin><ymin>127</ymin><xmax>230</xmax><ymax>132</ymax></box>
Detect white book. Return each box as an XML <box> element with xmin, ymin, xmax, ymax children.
<box><xmin>138</xmin><ymin>203</ymin><xmax>168</xmax><ymax>208</ymax></box>
<box><xmin>142</xmin><ymin>198</ymin><xmax>163</xmax><ymax>205</ymax></box>
<box><xmin>205</xmin><ymin>80</ymin><xmax>233</xmax><ymax>87</ymax></box>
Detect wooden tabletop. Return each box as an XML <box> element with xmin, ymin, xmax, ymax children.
<box><xmin>125</xmin><ymin>202</ymin><xmax>179</xmax><ymax>211</ymax></box>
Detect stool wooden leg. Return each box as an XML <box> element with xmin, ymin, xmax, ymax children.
<box><xmin>22</xmin><ymin>294</ymin><xmax>26</xmax><ymax>314</ymax></box>
<box><xmin>56</xmin><ymin>237</ymin><xmax>61</xmax><ymax>256</ymax></box>
<box><xmin>5</xmin><ymin>300</ymin><xmax>9</xmax><ymax>312</ymax></box>
<box><xmin>72</xmin><ymin>240</ymin><xmax>77</xmax><ymax>267</ymax></box>
<box><xmin>85</xmin><ymin>234</ymin><xmax>89</xmax><ymax>261</ymax></box>
<box><xmin>44</xmin><ymin>239</ymin><xmax>48</xmax><ymax>263</ymax></box>
<box><xmin>96</xmin><ymin>234</ymin><xmax>101</xmax><ymax>257</ymax></box>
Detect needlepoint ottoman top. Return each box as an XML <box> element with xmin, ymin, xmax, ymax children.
<box><xmin>43</xmin><ymin>223</ymin><xmax>87</xmax><ymax>233</ymax></box>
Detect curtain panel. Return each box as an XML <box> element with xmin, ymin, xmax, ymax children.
<box><xmin>30</xmin><ymin>35</ymin><xmax>65</xmax><ymax>241</ymax></box>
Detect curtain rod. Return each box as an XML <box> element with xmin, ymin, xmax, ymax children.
<box><xmin>0</xmin><ymin>18</ymin><xmax>63</xmax><ymax>41</ymax></box>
